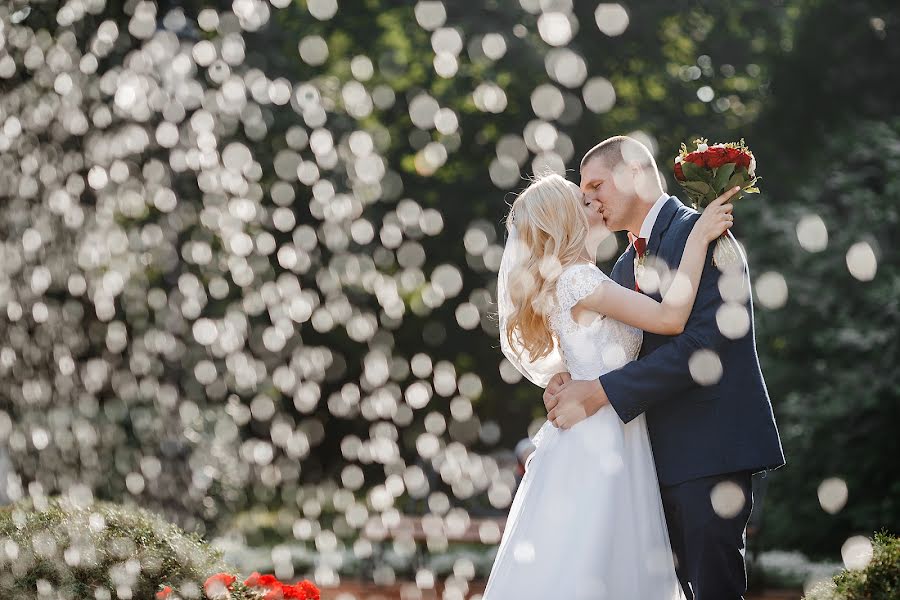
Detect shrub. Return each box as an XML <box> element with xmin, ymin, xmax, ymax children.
<box><xmin>0</xmin><ymin>496</ymin><xmax>227</xmax><ymax>599</ymax></box>
<box><xmin>803</xmin><ymin>532</ymin><xmax>900</xmax><ymax>600</ymax></box>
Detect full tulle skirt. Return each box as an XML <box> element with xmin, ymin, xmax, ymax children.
<box><xmin>481</xmin><ymin>405</ymin><xmax>686</xmax><ymax>600</ymax></box>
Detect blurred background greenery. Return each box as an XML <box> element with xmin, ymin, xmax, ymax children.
<box><xmin>0</xmin><ymin>0</ymin><xmax>897</xmax><ymax>593</ymax></box>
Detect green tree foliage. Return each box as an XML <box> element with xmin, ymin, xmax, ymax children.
<box><xmin>750</xmin><ymin>117</ymin><xmax>900</xmax><ymax>556</ymax></box>
<box><xmin>742</xmin><ymin>0</ymin><xmax>900</xmax><ymax>558</ymax></box>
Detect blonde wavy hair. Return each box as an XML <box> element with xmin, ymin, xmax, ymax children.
<box><xmin>504</xmin><ymin>173</ymin><xmax>590</xmax><ymax>363</ymax></box>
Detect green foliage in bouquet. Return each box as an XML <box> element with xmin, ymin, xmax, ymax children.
<box><xmin>0</xmin><ymin>497</ymin><xmax>228</xmax><ymax>598</ymax></box>
<box><xmin>803</xmin><ymin>532</ymin><xmax>900</xmax><ymax>600</ymax></box>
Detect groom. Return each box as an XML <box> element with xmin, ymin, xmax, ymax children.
<box><xmin>543</xmin><ymin>136</ymin><xmax>785</xmax><ymax>600</ymax></box>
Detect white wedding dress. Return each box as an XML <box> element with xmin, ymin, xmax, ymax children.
<box><xmin>482</xmin><ymin>263</ymin><xmax>686</xmax><ymax>600</ymax></box>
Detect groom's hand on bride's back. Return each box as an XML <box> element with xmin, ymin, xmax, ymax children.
<box><xmin>545</xmin><ymin>372</ymin><xmax>572</xmax><ymax>402</ymax></box>
<box><xmin>544</xmin><ymin>372</ymin><xmax>610</xmax><ymax>429</ymax></box>
<box><xmin>543</xmin><ymin>372</ymin><xmax>571</xmax><ymax>415</ymax></box>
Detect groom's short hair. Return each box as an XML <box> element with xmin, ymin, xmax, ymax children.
<box><xmin>580</xmin><ymin>135</ymin><xmax>657</xmax><ymax>172</ymax></box>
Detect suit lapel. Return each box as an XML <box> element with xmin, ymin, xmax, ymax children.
<box><xmin>647</xmin><ymin>195</ymin><xmax>682</xmax><ymax>257</ymax></box>
<box><xmin>614</xmin><ymin>244</ymin><xmax>636</xmax><ymax>289</ymax></box>
<box><xmin>612</xmin><ymin>196</ymin><xmax>684</xmax><ymax>291</ymax></box>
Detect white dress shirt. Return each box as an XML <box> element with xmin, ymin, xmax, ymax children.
<box><xmin>633</xmin><ymin>193</ymin><xmax>669</xmax><ymax>252</ymax></box>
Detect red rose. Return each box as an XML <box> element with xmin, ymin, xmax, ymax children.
<box><xmin>685</xmin><ymin>151</ymin><xmax>706</xmax><ymax>168</ymax></box>
<box><xmin>246</xmin><ymin>572</ymin><xmax>286</xmax><ymax>599</ymax></box>
<box><xmin>704</xmin><ymin>146</ymin><xmax>729</xmax><ymax>169</ymax></box>
<box><xmin>259</xmin><ymin>575</ymin><xmax>282</xmax><ymax>586</ymax></box>
<box><xmin>156</xmin><ymin>586</ymin><xmax>173</xmax><ymax>600</ymax></box>
<box><xmin>297</xmin><ymin>580</ymin><xmax>320</xmax><ymax>600</ymax></box>
<box><xmin>675</xmin><ymin>151</ymin><xmax>709</xmax><ymax>180</ymax></box>
<box><xmin>204</xmin><ymin>572</ymin><xmax>237</xmax><ymax>598</ymax></box>
<box><xmin>204</xmin><ymin>573</ymin><xmax>236</xmax><ymax>587</ymax></box>
<box><xmin>281</xmin><ymin>585</ymin><xmax>308</xmax><ymax>599</ymax></box>
<box><xmin>264</xmin><ymin>587</ymin><xmax>286</xmax><ymax>600</ymax></box>
<box><xmin>723</xmin><ymin>147</ymin><xmax>752</xmax><ymax>170</ymax></box>
<box><xmin>280</xmin><ymin>581</ymin><xmax>321</xmax><ymax>600</ymax></box>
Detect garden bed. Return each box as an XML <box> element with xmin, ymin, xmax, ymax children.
<box><xmin>313</xmin><ymin>580</ymin><xmax>801</xmax><ymax>600</ymax></box>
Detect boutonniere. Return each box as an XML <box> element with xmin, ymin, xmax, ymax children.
<box><xmin>634</xmin><ymin>252</ymin><xmax>647</xmax><ymax>291</ymax></box>
<box><xmin>630</xmin><ymin>233</ymin><xmax>649</xmax><ymax>292</ymax></box>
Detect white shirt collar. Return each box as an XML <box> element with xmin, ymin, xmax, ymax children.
<box><xmin>634</xmin><ymin>193</ymin><xmax>669</xmax><ymax>247</ymax></box>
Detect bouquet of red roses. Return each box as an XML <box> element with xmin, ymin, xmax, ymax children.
<box><xmin>157</xmin><ymin>571</ymin><xmax>320</xmax><ymax>600</ymax></box>
<box><xmin>674</xmin><ymin>137</ymin><xmax>760</xmax><ymax>267</ymax></box>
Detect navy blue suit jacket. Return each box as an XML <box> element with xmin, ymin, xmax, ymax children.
<box><xmin>600</xmin><ymin>195</ymin><xmax>785</xmax><ymax>487</ymax></box>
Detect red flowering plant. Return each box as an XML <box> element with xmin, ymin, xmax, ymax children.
<box><xmin>156</xmin><ymin>571</ymin><xmax>320</xmax><ymax>600</ymax></box>
<box><xmin>674</xmin><ymin>137</ymin><xmax>760</xmax><ymax>266</ymax></box>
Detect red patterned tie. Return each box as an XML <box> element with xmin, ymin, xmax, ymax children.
<box><xmin>633</xmin><ymin>237</ymin><xmax>647</xmax><ymax>292</ymax></box>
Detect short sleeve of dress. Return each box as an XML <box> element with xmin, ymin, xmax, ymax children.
<box><xmin>557</xmin><ymin>263</ymin><xmax>611</xmax><ymax>311</ymax></box>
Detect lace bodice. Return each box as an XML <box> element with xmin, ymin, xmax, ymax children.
<box><xmin>548</xmin><ymin>263</ymin><xmax>643</xmax><ymax>380</ymax></box>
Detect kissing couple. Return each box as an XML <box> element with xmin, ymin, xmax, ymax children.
<box><xmin>483</xmin><ymin>135</ymin><xmax>785</xmax><ymax>599</ymax></box>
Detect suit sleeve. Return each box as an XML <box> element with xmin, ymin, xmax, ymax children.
<box><xmin>600</xmin><ymin>225</ymin><xmax>746</xmax><ymax>424</ymax></box>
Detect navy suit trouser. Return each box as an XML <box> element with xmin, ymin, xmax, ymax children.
<box><xmin>660</xmin><ymin>470</ymin><xmax>754</xmax><ymax>600</ymax></box>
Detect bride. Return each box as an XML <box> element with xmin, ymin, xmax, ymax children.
<box><xmin>483</xmin><ymin>173</ymin><xmax>735</xmax><ymax>599</ymax></box>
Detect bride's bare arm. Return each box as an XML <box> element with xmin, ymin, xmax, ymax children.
<box><xmin>576</xmin><ymin>187</ymin><xmax>739</xmax><ymax>335</ymax></box>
